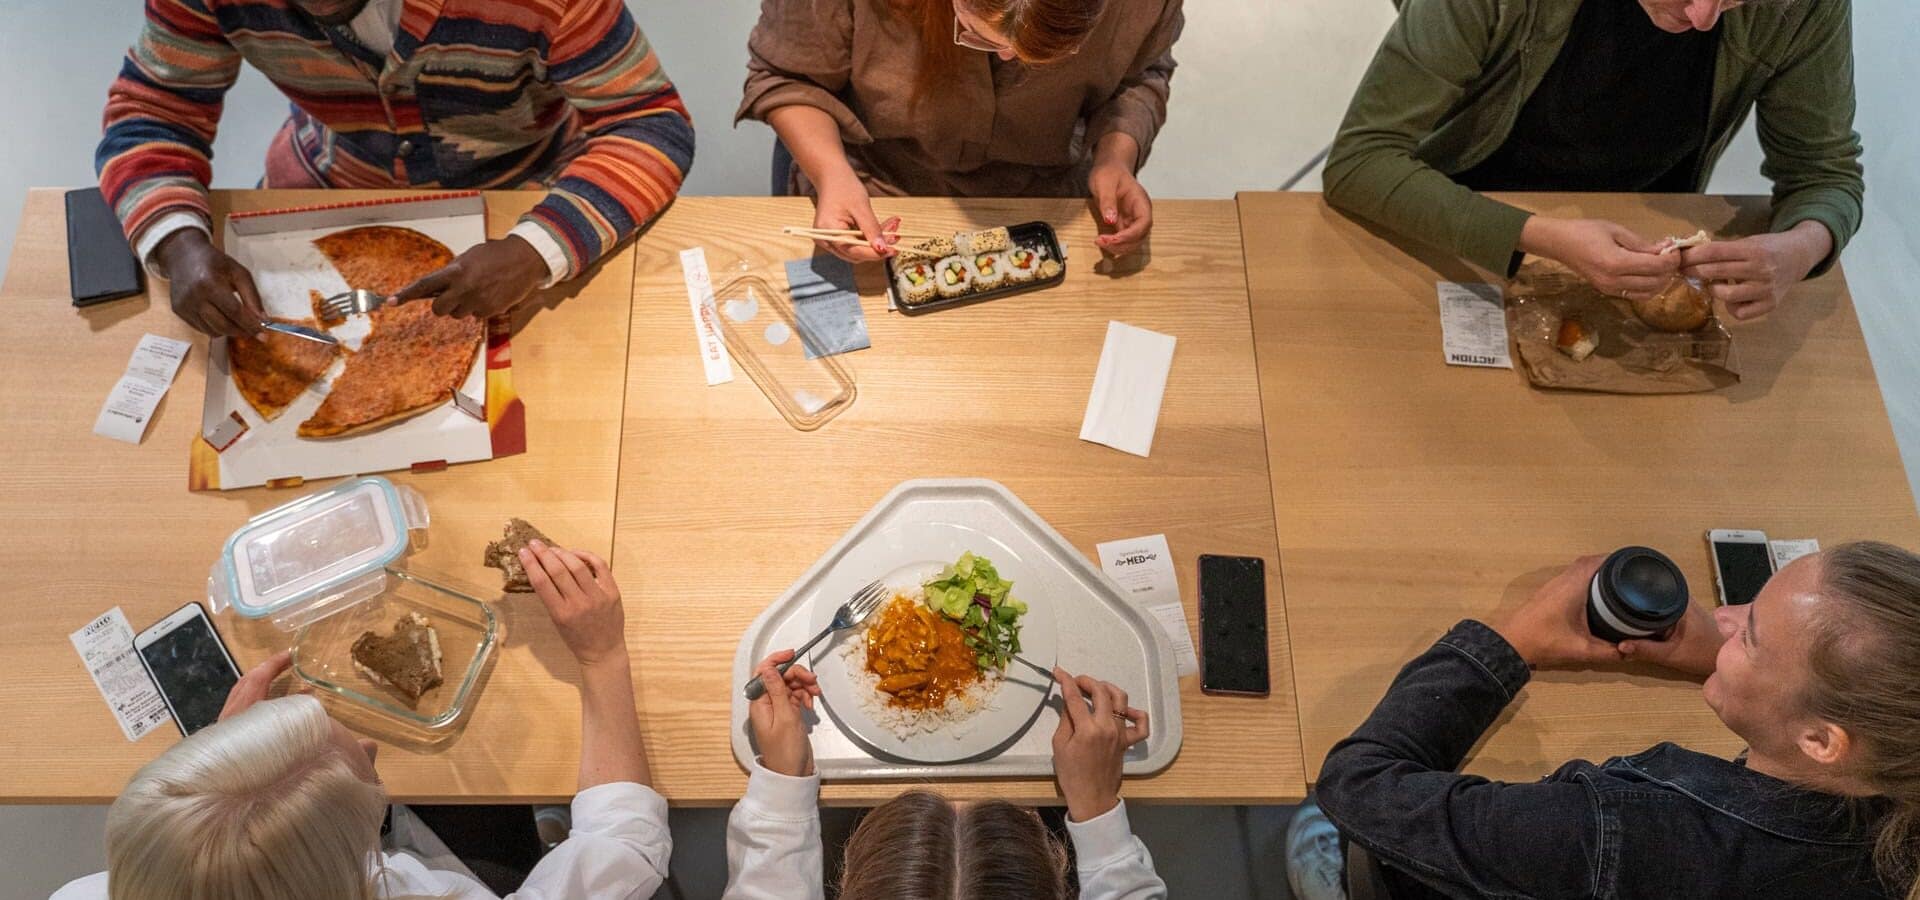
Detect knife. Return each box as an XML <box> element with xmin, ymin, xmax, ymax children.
<box><xmin>258</xmin><ymin>320</ymin><xmax>340</xmax><ymax>346</ymax></box>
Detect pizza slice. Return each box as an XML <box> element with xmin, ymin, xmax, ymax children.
<box><xmin>313</xmin><ymin>226</ymin><xmax>454</xmax><ymax>296</ymax></box>
<box><xmin>311</xmin><ymin>289</ymin><xmax>348</xmax><ymax>328</ymax></box>
<box><xmin>229</xmin><ymin>315</ymin><xmax>342</xmax><ymax>420</ymax></box>
<box><xmin>296</xmin><ymin>301</ymin><xmax>483</xmax><ymax>438</ymax></box>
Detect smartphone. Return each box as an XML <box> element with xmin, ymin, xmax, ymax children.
<box><xmin>1707</xmin><ymin>529</ymin><xmax>1774</xmax><ymax>607</ymax></box>
<box><xmin>1199</xmin><ymin>554</ymin><xmax>1269</xmax><ymax>696</ymax></box>
<box><xmin>65</xmin><ymin>187</ymin><xmax>144</xmax><ymax>306</ymax></box>
<box><xmin>134</xmin><ymin>603</ymin><xmax>241</xmax><ymax>736</ymax></box>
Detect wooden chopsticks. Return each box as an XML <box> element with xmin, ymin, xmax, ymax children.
<box><xmin>781</xmin><ymin>226</ymin><xmax>946</xmax><ymax>247</ymax></box>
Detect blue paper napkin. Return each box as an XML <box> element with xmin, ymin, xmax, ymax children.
<box><xmin>783</xmin><ymin>255</ymin><xmax>870</xmax><ymax>359</ymax></box>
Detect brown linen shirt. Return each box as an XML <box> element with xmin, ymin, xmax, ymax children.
<box><xmin>738</xmin><ymin>0</ymin><xmax>1183</xmax><ymax>198</ymax></box>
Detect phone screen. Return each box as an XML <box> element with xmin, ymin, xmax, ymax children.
<box><xmin>1713</xmin><ymin>540</ymin><xmax>1775</xmax><ymax>606</ymax></box>
<box><xmin>138</xmin><ymin>612</ymin><xmax>239</xmax><ymax>735</ymax></box>
<box><xmin>1199</xmin><ymin>555</ymin><xmax>1269</xmax><ymax>695</ymax></box>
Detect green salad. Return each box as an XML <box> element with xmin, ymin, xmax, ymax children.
<box><xmin>923</xmin><ymin>552</ymin><xmax>1028</xmax><ymax>671</ymax></box>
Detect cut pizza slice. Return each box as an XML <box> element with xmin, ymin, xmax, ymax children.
<box><xmin>313</xmin><ymin>226</ymin><xmax>454</xmax><ymax>296</ymax></box>
<box><xmin>296</xmin><ymin>301</ymin><xmax>483</xmax><ymax>438</ymax></box>
<box><xmin>311</xmin><ymin>289</ymin><xmax>348</xmax><ymax>328</ymax></box>
<box><xmin>229</xmin><ymin>315</ymin><xmax>342</xmax><ymax>420</ymax></box>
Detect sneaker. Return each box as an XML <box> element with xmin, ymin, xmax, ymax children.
<box><xmin>533</xmin><ymin>804</ymin><xmax>571</xmax><ymax>851</ymax></box>
<box><xmin>1285</xmin><ymin>799</ymin><xmax>1347</xmax><ymax>900</ymax></box>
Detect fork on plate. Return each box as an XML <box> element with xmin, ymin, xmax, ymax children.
<box><xmin>317</xmin><ymin>288</ymin><xmax>389</xmax><ymax>321</ymax></box>
<box><xmin>742</xmin><ymin>579</ymin><xmax>887</xmax><ymax>701</ymax></box>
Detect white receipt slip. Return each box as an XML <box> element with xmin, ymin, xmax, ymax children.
<box><xmin>70</xmin><ymin>607</ymin><xmax>170</xmax><ymax>742</ymax></box>
<box><xmin>1770</xmin><ymin>538</ymin><xmax>1821</xmax><ymax>570</ymax></box>
<box><xmin>1080</xmin><ymin>321</ymin><xmax>1176</xmax><ymax>457</ymax></box>
<box><xmin>1096</xmin><ymin>534</ymin><xmax>1198</xmax><ymax>676</ymax></box>
<box><xmin>681</xmin><ymin>248</ymin><xmax>734</xmax><ymax>386</ymax></box>
<box><xmin>1436</xmin><ymin>282</ymin><xmax>1512</xmax><ymax>369</ymax></box>
<box><xmin>94</xmin><ymin>334</ymin><xmax>191</xmax><ymax>444</ymax></box>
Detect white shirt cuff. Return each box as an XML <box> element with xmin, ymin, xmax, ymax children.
<box><xmin>1065</xmin><ymin>799</ymin><xmax>1138</xmax><ymax>870</ymax></box>
<box><xmin>133</xmin><ymin>212</ymin><xmax>212</xmax><ymax>280</ymax></box>
<box><xmin>508</xmin><ymin>219</ymin><xmax>569</xmax><ymax>287</ymax></box>
<box><xmin>569</xmin><ymin>780</ymin><xmax>669</xmax><ymax>832</ymax></box>
<box><xmin>745</xmin><ymin>759</ymin><xmax>821</xmax><ymax>818</ymax></box>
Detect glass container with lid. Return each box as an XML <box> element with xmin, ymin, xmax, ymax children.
<box><xmin>207</xmin><ymin>477</ymin><xmax>499</xmax><ymax>739</ymax></box>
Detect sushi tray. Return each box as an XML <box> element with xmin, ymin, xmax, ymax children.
<box><xmin>886</xmin><ymin>221</ymin><xmax>1066</xmax><ymax>315</ymax></box>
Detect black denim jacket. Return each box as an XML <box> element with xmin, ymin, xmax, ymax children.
<box><xmin>1317</xmin><ymin>620</ymin><xmax>1890</xmax><ymax>899</ymax></box>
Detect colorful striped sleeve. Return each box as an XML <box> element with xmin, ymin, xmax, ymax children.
<box><xmin>521</xmin><ymin>0</ymin><xmax>695</xmax><ymax>280</ymax></box>
<box><xmin>95</xmin><ymin>0</ymin><xmax>241</xmax><ymax>247</ymax></box>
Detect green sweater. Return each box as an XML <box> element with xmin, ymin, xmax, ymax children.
<box><xmin>1324</xmin><ymin>0</ymin><xmax>1863</xmax><ymax>277</ymax></box>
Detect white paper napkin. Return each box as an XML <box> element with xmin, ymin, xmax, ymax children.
<box><xmin>1080</xmin><ymin>321</ymin><xmax>1176</xmax><ymax>457</ymax></box>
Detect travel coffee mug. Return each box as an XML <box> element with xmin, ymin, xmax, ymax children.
<box><xmin>1587</xmin><ymin>546</ymin><xmax>1689</xmax><ymax>643</ymax></box>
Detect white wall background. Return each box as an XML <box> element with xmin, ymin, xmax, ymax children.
<box><xmin>0</xmin><ymin>0</ymin><xmax>1911</xmax><ymax>895</ymax></box>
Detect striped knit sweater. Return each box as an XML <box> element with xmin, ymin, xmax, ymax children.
<box><xmin>96</xmin><ymin>0</ymin><xmax>694</xmax><ymax>280</ymax></box>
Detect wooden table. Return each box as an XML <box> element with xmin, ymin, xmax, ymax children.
<box><xmin>0</xmin><ymin>189</ymin><xmax>633</xmax><ymax>802</ymax></box>
<box><xmin>1240</xmin><ymin>191</ymin><xmax>1920</xmax><ymax>783</ymax></box>
<box><xmin>617</xmin><ymin>197</ymin><xmax>1304</xmax><ymax>804</ymax></box>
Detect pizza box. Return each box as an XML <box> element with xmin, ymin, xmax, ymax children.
<box><xmin>190</xmin><ymin>193</ymin><xmax>526</xmax><ymax>491</ymax></box>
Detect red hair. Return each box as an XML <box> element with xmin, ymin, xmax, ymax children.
<box><xmin>889</xmin><ymin>0</ymin><xmax>1106</xmax><ymax>100</ymax></box>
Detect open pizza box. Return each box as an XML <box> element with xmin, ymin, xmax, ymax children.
<box><xmin>190</xmin><ymin>193</ymin><xmax>526</xmax><ymax>491</ymax></box>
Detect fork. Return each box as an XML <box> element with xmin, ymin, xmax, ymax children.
<box><xmin>743</xmin><ymin>579</ymin><xmax>887</xmax><ymax>701</ymax></box>
<box><xmin>318</xmin><ymin>288</ymin><xmax>387</xmax><ymax>321</ymax></box>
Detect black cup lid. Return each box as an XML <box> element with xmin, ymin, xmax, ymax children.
<box><xmin>1599</xmin><ymin>547</ymin><xmax>1689</xmax><ymax>628</ymax></box>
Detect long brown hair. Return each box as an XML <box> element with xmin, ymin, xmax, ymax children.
<box><xmin>839</xmin><ymin>790</ymin><xmax>1071</xmax><ymax>899</ymax></box>
<box><xmin>889</xmin><ymin>0</ymin><xmax>1106</xmax><ymax>100</ymax></box>
<box><xmin>1803</xmin><ymin>541</ymin><xmax>1920</xmax><ymax>899</ymax></box>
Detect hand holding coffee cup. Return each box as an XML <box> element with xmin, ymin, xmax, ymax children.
<box><xmin>1492</xmin><ymin>555</ymin><xmax>1627</xmax><ymax>669</ymax></box>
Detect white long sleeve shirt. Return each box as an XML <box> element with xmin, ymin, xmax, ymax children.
<box><xmin>52</xmin><ymin>781</ymin><xmax>670</xmax><ymax>900</ymax></box>
<box><xmin>722</xmin><ymin>762</ymin><xmax>1168</xmax><ymax>900</ymax></box>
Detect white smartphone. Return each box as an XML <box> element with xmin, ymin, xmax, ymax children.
<box><xmin>1707</xmin><ymin>529</ymin><xmax>1775</xmax><ymax>607</ymax></box>
<box><xmin>134</xmin><ymin>602</ymin><xmax>241</xmax><ymax>736</ymax></box>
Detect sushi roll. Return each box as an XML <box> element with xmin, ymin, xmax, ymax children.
<box><xmin>898</xmin><ymin>235</ymin><xmax>956</xmax><ymax>262</ymax></box>
<box><xmin>971</xmin><ymin>251</ymin><xmax>1008</xmax><ymax>289</ymax></box>
<box><xmin>895</xmin><ymin>260</ymin><xmax>938</xmax><ymax>306</ymax></box>
<box><xmin>1037</xmin><ymin>259</ymin><xmax>1063</xmax><ymax>280</ymax></box>
<box><xmin>961</xmin><ymin>226</ymin><xmax>1011</xmax><ymax>255</ymax></box>
<box><xmin>935</xmin><ymin>256</ymin><xmax>973</xmax><ymax>298</ymax></box>
<box><xmin>1006</xmin><ymin>247</ymin><xmax>1040</xmax><ymax>283</ymax></box>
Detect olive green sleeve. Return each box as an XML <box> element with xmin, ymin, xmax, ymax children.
<box><xmin>1322</xmin><ymin>0</ymin><xmax>1534</xmax><ymax>276</ymax></box>
<box><xmin>1754</xmin><ymin>0</ymin><xmax>1862</xmax><ymax>277</ymax></box>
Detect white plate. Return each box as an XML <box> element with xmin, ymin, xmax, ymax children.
<box><xmin>807</xmin><ymin>521</ymin><xmax>1058</xmax><ymax>764</ymax></box>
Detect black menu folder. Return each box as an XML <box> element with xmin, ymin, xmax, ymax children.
<box><xmin>65</xmin><ymin>187</ymin><xmax>144</xmax><ymax>306</ymax></box>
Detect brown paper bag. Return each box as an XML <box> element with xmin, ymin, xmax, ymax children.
<box><xmin>1506</xmin><ymin>261</ymin><xmax>1738</xmax><ymax>394</ymax></box>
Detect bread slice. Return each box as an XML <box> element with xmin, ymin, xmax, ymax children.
<box><xmin>350</xmin><ymin>612</ymin><xmax>443</xmax><ymax>708</ymax></box>
<box><xmin>483</xmin><ymin>518</ymin><xmax>551</xmax><ymax>593</ymax></box>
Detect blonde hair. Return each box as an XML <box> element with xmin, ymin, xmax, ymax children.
<box><xmin>1804</xmin><ymin>542</ymin><xmax>1920</xmax><ymax>900</ymax></box>
<box><xmin>105</xmin><ymin>694</ymin><xmax>389</xmax><ymax>900</ymax></box>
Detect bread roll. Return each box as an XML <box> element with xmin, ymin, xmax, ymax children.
<box><xmin>1633</xmin><ymin>276</ymin><xmax>1712</xmax><ymax>333</ymax></box>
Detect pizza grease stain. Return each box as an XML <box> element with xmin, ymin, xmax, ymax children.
<box><xmin>763</xmin><ymin>322</ymin><xmax>792</xmax><ymax>346</ymax></box>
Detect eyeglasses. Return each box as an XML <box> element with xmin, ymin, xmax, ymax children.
<box><xmin>953</xmin><ymin>15</ymin><xmax>1013</xmax><ymax>54</ymax></box>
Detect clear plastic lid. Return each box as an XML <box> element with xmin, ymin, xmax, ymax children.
<box><xmin>208</xmin><ymin>477</ymin><xmax>430</xmax><ymax>629</ymax></box>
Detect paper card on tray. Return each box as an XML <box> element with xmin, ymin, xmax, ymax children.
<box><xmin>1096</xmin><ymin>534</ymin><xmax>1198</xmax><ymax>676</ymax></box>
<box><xmin>192</xmin><ymin>195</ymin><xmax>505</xmax><ymax>491</ymax></box>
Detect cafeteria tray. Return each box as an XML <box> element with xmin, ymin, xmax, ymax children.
<box><xmin>730</xmin><ymin>478</ymin><xmax>1182</xmax><ymax>781</ymax></box>
<box><xmin>885</xmin><ymin>221</ymin><xmax>1067</xmax><ymax>315</ymax></box>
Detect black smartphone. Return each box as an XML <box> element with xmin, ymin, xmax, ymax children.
<box><xmin>65</xmin><ymin>187</ymin><xmax>144</xmax><ymax>306</ymax></box>
<box><xmin>1199</xmin><ymin>554</ymin><xmax>1269</xmax><ymax>696</ymax></box>
<box><xmin>134</xmin><ymin>602</ymin><xmax>242</xmax><ymax>736</ymax></box>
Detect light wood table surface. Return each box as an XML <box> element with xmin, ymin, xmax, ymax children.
<box><xmin>1239</xmin><ymin>191</ymin><xmax>1920</xmax><ymax>784</ymax></box>
<box><xmin>0</xmin><ymin>188</ymin><xmax>632</xmax><ymax>803</ymax></box>
<box><xmin>617</xmin><ymin>197</ymin><xmax>1304</xmax><ymax>805</ymax></box>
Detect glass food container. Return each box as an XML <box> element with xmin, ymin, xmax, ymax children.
<box><xmin>207</xmin><ymin>477</ymin><xmax>499</xmax><ymax>739</ymax></box>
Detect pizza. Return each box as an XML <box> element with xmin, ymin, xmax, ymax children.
<box><xmin>229</xmin><ymin>315</ymin><xmax>342</xmax><ymax>420</ymax></box>
<box><xmin>296</xmin><ymin>301</ymin><xmax>483</xmax><ymax>438</ymax></box>
<box><xmin>311</xmin><ymin>289</ymin><xmax>347</xmax><ymax>328</ymax></box>
<box><xmin>313</xmin><ymin>226</ymin><xmax>454</xmax><ymax>296</ymax></box>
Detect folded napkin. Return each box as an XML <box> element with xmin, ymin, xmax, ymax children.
<box><xmin>1079</xmin><ymin>321</ymin><xmax>1176</xmax><ymax>457</ymax></box>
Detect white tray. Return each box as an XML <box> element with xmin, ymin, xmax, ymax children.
<box><xmin>729</xmin><ymin>478</ymin><xmax>1182</xmax><ymax>781</ymax></box>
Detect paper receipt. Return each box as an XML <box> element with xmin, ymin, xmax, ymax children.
<box><xmin>94</xmin><ymin>334</ymin><xmax>192</xmax><ymax>444</ymax></box>
<box><xmin>70</xmin><ymin>607</ymin><xmax>169</xmax><ymax>742</ymax></box>
<box><xmin>680</xmin><ymin>247</ymin><xmax>734</xmax><ymax>386</ymax></box>
<box><xmin>1436</xmin><ymin>282</ymin><xmax>1512</xmax><ymax>369</ymax></box>
<box><xmin>1096</xmin><ymin>534</ymin><xmax>1198</xmax><ymax>676</ymax></box>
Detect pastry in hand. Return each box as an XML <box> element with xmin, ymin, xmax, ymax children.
<box><xmin>1634</xmin><ymin>276</ymin><xmax>1713</xmax><ymax>333</ymax></box>
<box><xmin>1555</xmin><ymin>315</ymin><xmax>1599</xmax><ymax>362</ymax></box>
<box><xmin>483</xmin><ymin>517</ymin><xmax>551</xmax><ymax>593</ymax></box>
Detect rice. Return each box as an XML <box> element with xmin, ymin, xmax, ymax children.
<box><xmin>839</xmin><ymin>588</ymin><xmax>1004</xmax><ymax>741</ymax></box>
